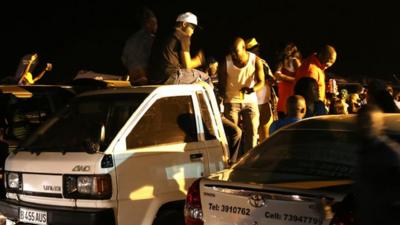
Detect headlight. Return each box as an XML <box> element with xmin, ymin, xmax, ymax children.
<box><xmin>7</xmin><ymin>172</ymin><xmax>22</xmax><ymax>190</ymax></box>
<box><xmin>77</xmin><ymin>176</ymin><xmax>93</xmax><ymax>194</ymax></box>
<box><xmin>63</xmin><ymin>174</ymin><xmax>112</xmax><ymax>199</ymax></box>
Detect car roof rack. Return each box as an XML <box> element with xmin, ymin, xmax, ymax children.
<box><xmin>70</xmin><ymin>70</ymin><xmax>131</xmax><ymax>93</ymax></box>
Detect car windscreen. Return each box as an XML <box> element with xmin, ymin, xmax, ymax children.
<box><xmin>18</xmin><ymin>93</ymin><xmax>148</xmax><ymax>153</ymax></box>
<box><xmin>233</xmin><ymin>129</ymin><xmax>359</xmax><ymax>183</ymax></box>
<box><xmin>1</xmin><ymin>88</ymin><xmax>74</xmax><ymax>145</ymax></box>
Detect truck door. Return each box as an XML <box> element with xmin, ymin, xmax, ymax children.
<box><xmin>113</xmin><ymin>95</ymin><xmax>209</xmax><ymax>225</ymax></box>
<box><xmin>195</xmin><ymin>91</ymin><xmax>226</xmax><ymax>173</ymax></box>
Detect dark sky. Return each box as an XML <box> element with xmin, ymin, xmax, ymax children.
<box><xmin>1</xmin><ymin>0</ymin><xmax>399</xmax><ymax>84</ymax></box>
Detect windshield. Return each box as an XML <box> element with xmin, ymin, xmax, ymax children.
<box><xmin>232</xmin><ymin>130</ymin><xmax>360</xmax><ymax>183</ymax></box>
<box><xmin>18</xmin><ymin>93</ymin><xmax>148</xmax><ymax>152</ymax></box>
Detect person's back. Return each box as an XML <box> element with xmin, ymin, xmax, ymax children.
<box><xmin>121</xmin><ymin>7</ymin><xmax>157</xmax><ymax>85</ymax></box>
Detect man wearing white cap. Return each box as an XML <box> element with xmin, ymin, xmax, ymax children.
<box><xmin>148</xmin><ymin>12</ymin><xmax>210</xmax><ymax>85</ymax></box>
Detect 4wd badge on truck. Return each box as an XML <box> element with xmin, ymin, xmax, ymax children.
<box><xmin>72</xmin><ymin>165</ymin><xmax>91</xmax><ymax>172</ymax></box>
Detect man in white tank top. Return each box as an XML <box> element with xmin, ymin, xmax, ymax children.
<box><xmin>218</xmin><ymin>37</ymin><xmax>265</xmax><ymax>154</ymax></box>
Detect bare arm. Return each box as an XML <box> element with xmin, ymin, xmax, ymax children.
<box><xmin>18</xmin><ymin>54</ymin><xmax>37</xmax><ymax>84</ymax></box>
<box><xmin>275</xmin><ymin>71</ymin><xmax>295</xmax><ymax>82</ymax></box>
<box><xmin>274</xmin><ymin>63</ymin><xmax>295</xmax><ymax>82</ymax></box>
<box><xmin>33</xmin><ymin>63</ymin><xmax>52</xmax><ymax>83</ymax></box>
<box><xmin>253</xmin><ymin>56</ymin><xmax>265</xmax><ymax>92</ymax></box>
<box><xmin>180</xmin><ymin>50</ymin><xmax>203</xmax><ymax>69</ymax></box>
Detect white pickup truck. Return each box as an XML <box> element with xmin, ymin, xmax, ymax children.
<box><xmin>0</xmin><ymin>84</ymin><xmax>229</xmax><ymax>225</ymax></box>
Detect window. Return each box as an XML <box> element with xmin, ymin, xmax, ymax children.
<box><xmin>19</xmin><ymin>93</ymin><xmax>147</xmax><ymax>152</ymax></box>
<box><xmin>236</xmin><ymin>130</ymin><xmax>359</xmax><ymax>182</ymax></box>
<box><xmin>126</xmin><ymin>96</ymin><xmax>197</xmax><ymax>149</ymax></box>
<box><xmin>196</xmin><ymin>92</ymin><xmax>216</xmax><ymax>140</ymax></box>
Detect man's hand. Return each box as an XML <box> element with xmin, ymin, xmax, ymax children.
<box><xmin>45</xmin><ymin>63</ymin><xmax>53</xmax><ymax>71</ymax></box>
<box><xmin>196</xmin><ymin>50</ymin><xmax>205</xmax><ymax>66</ymax></box>
<box><xmin>30</xmin><ymin>53</ymin><xmax>38</xmax><ymax>62</ymax></box>
<box><xmin>240</xmin><ymin>87</ymin><xmax>254</xmax><ymax>94</ymax></box>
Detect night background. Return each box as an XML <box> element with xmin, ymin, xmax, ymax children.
<box><xmin>1</xmin><ymin>0</ymin><xmax>399</xmax><ymax>84</ymax></box>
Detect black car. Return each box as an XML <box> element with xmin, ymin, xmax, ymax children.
<box><xmin>184</xmin><ymin>114</ymin><xmax>400</xmax><ymax>225</ymax></box>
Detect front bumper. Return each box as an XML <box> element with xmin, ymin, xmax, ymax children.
<box><xmin>0</xmin><ymin>199</ymin><xmax>115</xmax><ymax>225</ymax></box>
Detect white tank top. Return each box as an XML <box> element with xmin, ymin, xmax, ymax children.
<box><xmin>225</xmin><ymin>52</ymin><xmax>258</xmax><ymax>103</ymax></box>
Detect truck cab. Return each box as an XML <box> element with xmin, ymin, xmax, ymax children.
<box><xmin>0</xmin><ymin>84</ymin><xmax>229</xmax><ymax>225</ymax></box>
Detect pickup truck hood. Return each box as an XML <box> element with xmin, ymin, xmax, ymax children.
<box><xmin>5</xmin><ymin>151</ymin><xmax>103</xmax><ymax>174</ymax></box>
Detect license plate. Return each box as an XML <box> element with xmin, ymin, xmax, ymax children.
<box><xmin>19</xmin><ymin>207</ymin><xmax>47</xmax><ymax>225</ymax></box>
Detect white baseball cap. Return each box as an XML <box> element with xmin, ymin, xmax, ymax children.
<box><xmin>176</xmin><ymin>12</ymin><xmax>198</xmax><ymax>26</ymax></box>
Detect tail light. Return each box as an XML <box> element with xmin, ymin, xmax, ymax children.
<box><xmin>184</xmin><ymin>179</ymin><xmax>203</xmax><ymax>225</ymax></box>
<box><xmin>329</xmin><ymin>210</ymin><xmax>354</xmax><ymax>225</ymax></box>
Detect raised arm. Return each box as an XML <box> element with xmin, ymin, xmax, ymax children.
<box><xmin>18</xmin><ymin>54</ymin><xmax>38</xmax><ymax>84</ymax></box>
<box><xmin>33</xmin><ymin>63</ymin><xmax>52</xmax><ymax>83</ymax></box>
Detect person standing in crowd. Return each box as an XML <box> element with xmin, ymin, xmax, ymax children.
<box><xmin>219</xmin><ymin>37</ymin><xmax>265</xmax><ymax>153</ymax></box>
<box><xmin>148</xmin><ymin>12</ymin><xmax>209</xmax><ymax>85</ymax></box>
<box><xmin>269</xmin><ymin>95</ymin><xmax>306</xmax><ymax>135</ymax></box>
<box><xmin>366</xmin><ymin>79</ymin><xmax>400</xmax><ymax>113</ymax></box>
<box><xmin>121</xmin><ymin>7</ymin><xmax>158</xmax><ymax>85</ymax></box>
<box><xmin>16</xmin><ymin>53</ymin><xmax>52</xmax><ymax>85</ymax></box>
<box><xmin>348</xmin><ymin>93</ymin><xmax>362</xmax><ymax>113</ymax></box>
<box><xmin>274</xmin><ymin>43</ymin><xmax>302</xmax><ymax>119</ymax></box>
<box><xmin>295</xmin><ymin>45</ymin><xmax>337</xmax><ymax>102</ymax></box>
<box><xmin>202</xmin><ymin>57</ymin><xmax>219</xmax><ymax>85</ymax></box>
<box><xmin>199</xmin><ymin>58</ymin><xmax>243</xmax><ymax>164</ymax></box>
<box><xmin>245</xmin><ymin>37</ymin><xmax>276</xmax><ymax>141</ymax></box>
<box><xmin>355</xmin><ymin>104</ymin><xmax>400</xmax><ymax>225</ymax></box>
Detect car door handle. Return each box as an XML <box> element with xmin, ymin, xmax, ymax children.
<box><xmin>190</xmin><ymin>153</ymin><xmax>203</xmax><ymax>161</ymax></box>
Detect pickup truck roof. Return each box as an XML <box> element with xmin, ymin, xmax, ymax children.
<box><xmin>78</xmin><ymin>84</ymin><xmax>210</xmax><ymax>96</ymax></box>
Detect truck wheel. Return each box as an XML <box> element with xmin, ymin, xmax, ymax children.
<box><xmin>153</xmin><ymin>209</ymin><xmax>184</xmax><ymax>225</ymax></box>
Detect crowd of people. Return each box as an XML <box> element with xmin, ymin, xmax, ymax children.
<box><xmin>120</xmin><ymin>8</ymin><xmax>400</xmax><ymax>157</ymax></box>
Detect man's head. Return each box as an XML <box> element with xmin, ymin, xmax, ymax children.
<box><xmin>231</xmin><ymin>37</ymin><xmax>248</xmax><ymax>65</ymax></box>
<box><xmin>294</xmin><ymin>77</ymin><xmax>319</xmax><ymax>102</ymax></box>
<box><xmin>176</xmin><ymin>12</ymin><xmax>198</xmax><ymax>37</ymax></box>
<box><xmin>140</xmin><ymin>8</ymin><xmax>158</xmax><ymax>34</ymax></box>
<box><xmin>350</xmin><ymin>93</ymin><xmax>361</xmax><ymax>103</ymax></box>
<box><xmin>286</xmin><ymin>95</ymin><xmax>306</xmax><ymax>119</ymax></box>
<box><xmin>317</xmin><ymin>45</ymin><xmax>337</xmax><ymax>70</ymax></box>
<box><xmin>206</xmin><ymin>57</ymin><xmax>218</xmax><ymax>77</ymax></box>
